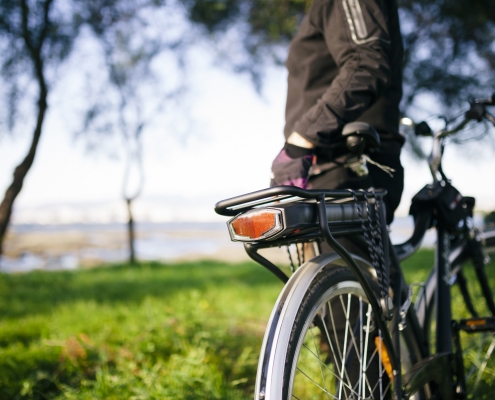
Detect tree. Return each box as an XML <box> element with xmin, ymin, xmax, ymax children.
<box><xmin>0</xmin><ymin>0</ymin><xmax>179</xmax><ymax>258</ymax></box>
<box><xmin>400</xmin><ymin>0</ymin><xmax>495</xmax><ymax>111</ymax></box>
<box><xmin>2</xmin><ymin>0</ymin><xmax>494</xmax><ymax>257</ymax></box>
<box><xmin>0</xmin><ymin>0</ymin><xmax>82</xmax><ymax>256</ymax></box>
<box><xmin>81</xmin><ymin>3</ymin><xmax>186</xmax><ymax>264</ymax></box>
<box><xmin>180</xmin><ymin>0</ymin><xmax>495</xmax><ymax>144</ymax></box>
<box><xmin>82</xmin><ymin>0</ymin><xmax>495</xmax><ymax>161</ymax></box>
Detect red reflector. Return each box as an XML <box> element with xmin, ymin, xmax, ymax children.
<box><xmin>231</xmin><ymin>212</ymin><xmax>276</xmax><ymax>239</ymax></box>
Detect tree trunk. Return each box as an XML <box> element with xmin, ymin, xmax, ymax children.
<box><xmin>0</xmin><ymin>0</ymin><xmax>51</xmax><ymax>257</ymax></box>
<box><xmin>126</xmin><ymin>198</ymin><xmax>137</xmax><ymax>264</ymax></box>
<box><xmin>0</xmin><ymin>93</ymin><xmax>47</xmax><ymax>256</ymax></box>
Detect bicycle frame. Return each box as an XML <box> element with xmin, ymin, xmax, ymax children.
<box><xmin>215</xmin><ymin>97</ymin><xmax>495</xmax><ymax>399</ymax></box>
<box><xmin>216</xmin><ymin>186</ymin><xmax>430</xmax><ymax>398</ymax></box>
<box><xmin>216</xmin><ymin>183</ymin><xmax>495</xmax><ymax>399</ymax></box>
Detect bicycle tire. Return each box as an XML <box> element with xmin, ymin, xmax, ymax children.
<box><xmin>256</xmin><ymin>257</ymin><xmax>427</xmax><ymax>400</ymax></box>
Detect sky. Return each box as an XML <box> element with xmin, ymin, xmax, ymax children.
<box><xmin>1</xmin><ymin>44</ymin><xmax>495</xmax><ymax>225</ymax></box>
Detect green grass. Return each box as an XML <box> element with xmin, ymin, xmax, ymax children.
<box><xmin>1</xmin><ymin>250</ymin><xmax>494</xmax><ymax>399</ymax></box>
<box><xmin>0</xmin><ymin>261</ymin><xmax>282</xmax><ymax>399</ymax></box>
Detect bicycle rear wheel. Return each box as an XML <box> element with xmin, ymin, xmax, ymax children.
<box><xmin>256</xmin><ymin>261</ymin><xmax>427</xmax><ymax>399</ymax></box>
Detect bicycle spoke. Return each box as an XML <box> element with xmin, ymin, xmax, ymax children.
<box><xmin>359</xmin><ymin>297</ymin><xmax>363</xmax><ymax>397</ymax></box>
<box><xmin>318</xmin><ymin>314</ymin><xmax>356</xmax><ymax>396</ymax></box>
<box><xmin>300</xmin><ymin>341</ymin><xmax>364</xmax><ymax>399</ymax></box>
<box><xmin>309</xmin><ymin>324</ymin><xmax>331</xmax><ymax>399</ymax></box>
<box><xmin>338</xmin><ymin>294</ymin><xmax>352</xmax><ymax>399</ymax></box>
<box><xmin>328</xmin><ymin>296</ymin><xmax>354</xmax><ymax>393</ymax></box>
<box><xmin>295</xmin><ymin>367</ymin><xmax>340</xmax><ymax>399</ymax></box>
<box><xmin>371</xmin><ymin>377</ymin><xmax>391</xmax><ymax>399</ymax></box>
<box><xmin>301</xmin><ymin>342</ymin><xmax>345</xmax><ymax>385</ymax></box>
<box><xmin>365</xmin><ymin>347</ymin><xmax>379</xmax><ymax>372</ymax></box>
<box><xmin>362</xmin><ymin>303</ymin><xmax>372</xmax><ymax>399</ymax></box>
<box><xmin>311</xmin><ymin>295</ymin><xmax>379</xmax><ymax>400</ymax></box>
<box><xmin>473</xmin><ymin>336</ymin><xmax>495</xmax><ymax>393</ymax></box>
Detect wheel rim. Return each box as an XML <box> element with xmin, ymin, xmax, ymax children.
<box><xmin>287</xmin><ymin>281</ymin><xmax>391</xmax><ymax>399</ymax></box>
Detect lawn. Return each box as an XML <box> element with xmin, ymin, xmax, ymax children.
<box><xmin>0</xmin><ymin>249</ymin><xmax>494</xmax><ymax>399</ymax></box>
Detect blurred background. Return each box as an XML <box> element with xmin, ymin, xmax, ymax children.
<box><xmin>1</xmin><ymin>0</ymin><xmax>495</xmax><ymax>398</ymax></box>
<box><xmin>1</xmin><ymin>0</ymin><xmax>494</xmax><ymax>272</ymax></box>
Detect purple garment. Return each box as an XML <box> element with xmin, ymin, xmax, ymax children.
<box><xmin>270</xmin><ymin>149</ymin><xmax>313</xmax><ymax>189</ymax></box>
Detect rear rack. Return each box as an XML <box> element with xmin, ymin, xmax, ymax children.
<box><xmin>216</xmin><ymin>186</ymin><xmax>387</xmax><ymax>246</ymax></box>
<box><xmin>215</xmin><ymin>186</ymin><xmax>387</xmax><ymax>282</ymax></box>
<box><xmin>215</xmin><ymin>186</ymin><xmax>385</xmax><ymax>217</ymax></box>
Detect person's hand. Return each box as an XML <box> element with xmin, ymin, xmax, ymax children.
<box><xmin>270</xmin><ymin>143</ymin><xmax>314</xmax><ymax>189</ymax></box>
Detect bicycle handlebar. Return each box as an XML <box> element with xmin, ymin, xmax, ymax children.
<box><xmin>414</xmin><ymin>95</ymin><xmax>495</xmax><ymax>140</ymax></box>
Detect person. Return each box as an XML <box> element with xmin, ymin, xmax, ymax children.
<box><xmin>270</xmin><ymin>4</ymin><xmax>403</xmax><ymax>396</ymax></box>
<box><xmin>270</xmin><ymin>0</ymin><xmax>404</xmax><ymax>225</ymax></box>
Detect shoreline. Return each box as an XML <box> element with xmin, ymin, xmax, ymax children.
<box><xmin>0</xmin><ymin>217</ymin><xmax>461</xmax><ymax>273</ymax></box>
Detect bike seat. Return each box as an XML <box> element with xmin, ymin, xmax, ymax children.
<box><xmin>342</xmin><ymin>122</ymin><xmax>381</xmax><ymax>154</ymax></box>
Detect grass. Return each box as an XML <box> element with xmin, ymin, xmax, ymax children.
<box><xmin>0</xmin><ymin>261</ymin><xmax>282</xmax><ymax>399</ymax></box>
<box><xmin>0</xmin><ymin>250</ymin><xmax>494</xmax><ymax>399</ymax></box>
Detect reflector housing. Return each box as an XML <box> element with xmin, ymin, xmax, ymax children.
<box><xmin>228</xmin><ymin>209</ymin><xmax>283</xmax><ymax>241</ymax></box>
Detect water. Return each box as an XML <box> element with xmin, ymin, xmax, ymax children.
<box><xmin>0</xmin><ymin>217</ymin><xmax>484</xmax><ymax>273</ymax></box>
<box><xmin>0</xmin><ymin>222</ymin><xmax>235</xmax><ymax>273</ymax></box>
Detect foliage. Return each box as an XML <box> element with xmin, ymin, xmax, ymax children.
<box><xmin>79</xmin><ymin>1</ymin><xmax>186</xmax><ymax>264</ymax></box>
<box><xmin>400</xmin><ymin>0</ymin><xmax>495</xmax><ymax>111</ymax></box>
<box><xmin>179</xmin><ymin>0</ymin><xmax>310</xmax><ymax>88</ymax></box>
<box><xmin>0</xmin><ymin>0</ymin><xmax>80</xmax><ymax>131</ymax></box>
<box><xmin>0</xmin><ymin>252</ymin><xmax>494</xmax><ymax>398</ymax></box>
<box><xmin>0</xmin><ymin>0</ymin><xmax>179</xmax><ymax>257</ymax></box>
<box><xmin>0</xmin><ymin>0</ymin><xmax>84</xmax><ymax>256</ymax></box>
<box><xmin>181</xmin><ymin>0</ymin><xmax>495</xmax><ymax>119</ymax></box>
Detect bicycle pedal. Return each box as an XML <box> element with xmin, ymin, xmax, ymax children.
<box><xmin>458</xmin><ymin>317</ymin><xmax>495</xmax><ymax>333</ymax></box>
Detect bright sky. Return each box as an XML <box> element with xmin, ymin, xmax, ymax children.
<box><xmin>1</xmin><ymin>44</ymin><xmax>494</xmax><ymax>224</ymax></box>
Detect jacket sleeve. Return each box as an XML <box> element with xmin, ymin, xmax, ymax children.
<box><xmin>293</xmin><ymin>0</ymin><xmax>392</xmax><ymax>148</ymax></box>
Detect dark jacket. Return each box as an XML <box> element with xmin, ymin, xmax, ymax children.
<box><xmin>284</xmin><ymin>0</ymin><xmax>404</xmax><ymax>151</ymax></box>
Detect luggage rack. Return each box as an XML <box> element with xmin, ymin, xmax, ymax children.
<box><xmin>215</xmin><ymin>186</ymin><xmax>387</xmax><ymax>283</ymax></box>
<box><xmin>215</xmin><ymin>186</ymin><xmax>382</xmax><ymax>216</ymax></box>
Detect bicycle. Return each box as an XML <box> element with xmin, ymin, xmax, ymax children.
<box><xmin>215</xmin><ymin>95</ymin><xmax>495</xmax><ymax>399</ymax></box>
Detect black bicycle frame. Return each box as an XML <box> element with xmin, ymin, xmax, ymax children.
<box><xmin>216</xmin><ymin>184</ymin><xmax>494</xmax><ymax>399</ymax></box>
<box><xmin>216</xmin><ymin>187</ymin><xmax>405</xmax><ymax>398</ymax></box>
